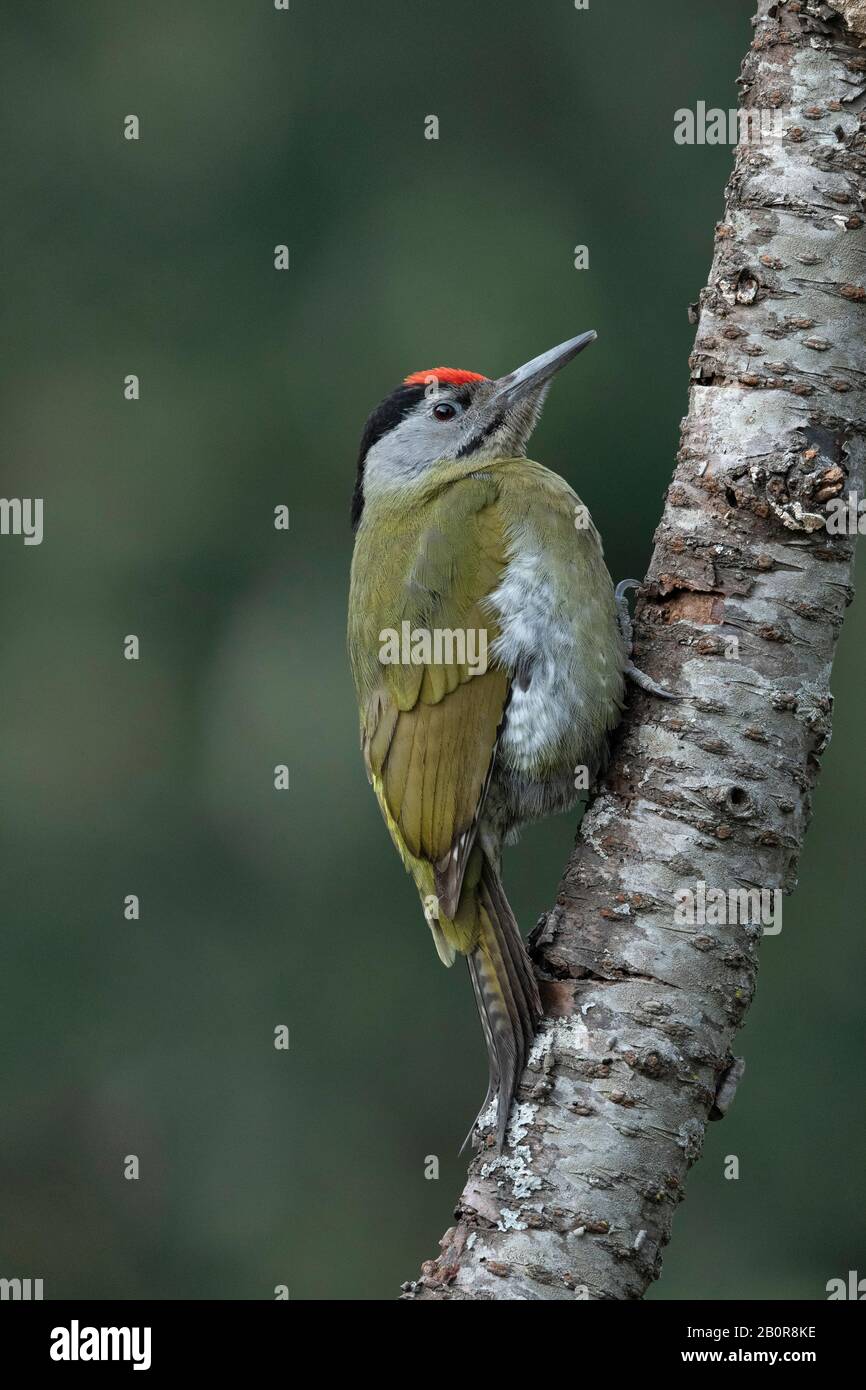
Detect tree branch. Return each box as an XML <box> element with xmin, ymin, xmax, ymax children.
<box><xmin>403</xmin><ymin>0</ymin><xmax>866</xmax><ymax>1301</ymax></box>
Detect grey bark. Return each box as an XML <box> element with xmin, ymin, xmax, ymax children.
<box><xmin>403</xmin><ymin>0</ymin><xmax>866</xmax><ymax>1301</ymax></box>
<box><xmin>828</xmin><ymin>1</ymin><xmax>866</xmax><ymax>42</ymax></box>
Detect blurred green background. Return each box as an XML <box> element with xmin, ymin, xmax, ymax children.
<box><xmin>1</xmin><ymin>0</ymin><xmax>862</xmax><ymax>1301</ymax></box>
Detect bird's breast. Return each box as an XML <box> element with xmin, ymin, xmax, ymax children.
<box><xmin>487</xmin><ymin>518</ymin><xmax>624</xmax><ymax>778</ymax></box>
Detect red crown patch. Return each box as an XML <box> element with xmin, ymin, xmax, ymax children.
<box><xmin>403</xmin><ymin>367</ymin><xmax>489</xmax><ymax>387</ymax></box>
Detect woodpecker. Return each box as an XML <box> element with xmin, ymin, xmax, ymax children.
<box><xmin>348</xmin><ymin>333</ymin><xmax>629</xmax><ymax>1151</ymax></box>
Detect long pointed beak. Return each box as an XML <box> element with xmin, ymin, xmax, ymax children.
<box><xmin>489</xmin><ymin>331</ymin><xmax>597</xmax><ymax>407</ymax></box>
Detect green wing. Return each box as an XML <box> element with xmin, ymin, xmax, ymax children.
<box><xmin>350</xmin><ymin>477</ymin><xmax>509</xmax><ymax>927</ymax></box>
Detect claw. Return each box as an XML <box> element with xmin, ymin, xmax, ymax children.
<box><xmin>624</xmin><ymin>659</ymin><xmax>680</xmax><ymax>700</ymax></box>
<box><xmin>615</xmin><ymin>578</ymin><xmax>681</xmax><ymax>701</ymax></box>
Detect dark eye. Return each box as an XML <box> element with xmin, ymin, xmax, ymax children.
<box><xmin>432</xmin><ymin>401</ymin><xmax>458</xmax><ymax>421</ymax></box>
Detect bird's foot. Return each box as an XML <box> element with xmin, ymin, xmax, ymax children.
<box><xmin>624</xmin><ymin>658</ymin><xmax>679</xmax><ymax>700</ymax></box>
<box><xmin>615</xmin><ymin>579</ymin><xmax>680</xmax><ymax>701</ymax></box>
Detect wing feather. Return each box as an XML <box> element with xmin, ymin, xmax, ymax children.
<box><xmin>354</xmin><ymin>478</ymin><xmax>509</xmax><ymax>918</ymax></box>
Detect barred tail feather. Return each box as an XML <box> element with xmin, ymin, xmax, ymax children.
<box><xmin>464</xmin><ymin>855</ymin><xmax>542</xmax><ymax>1152</ymax></box>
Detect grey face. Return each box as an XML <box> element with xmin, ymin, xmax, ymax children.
<box><xmin>353</xmin><ymin>332</ymin><xmax>597</xmax><ymax>523</ymax></box>
<box><xmin>362</xmin><ymin>377</ymin><xmax>542</xmax><ymax>486</ymax></box>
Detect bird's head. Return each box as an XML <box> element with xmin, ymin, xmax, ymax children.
<box><xmin>351</xmin><ymin>331</ymin><xmax>596</xmax><ymax>528</ymax></box>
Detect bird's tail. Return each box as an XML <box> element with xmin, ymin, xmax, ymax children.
<box><xmin>464</xmin><ymin>855</ymin><xmax>542</xmax><ymax>1152</ymax></box>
